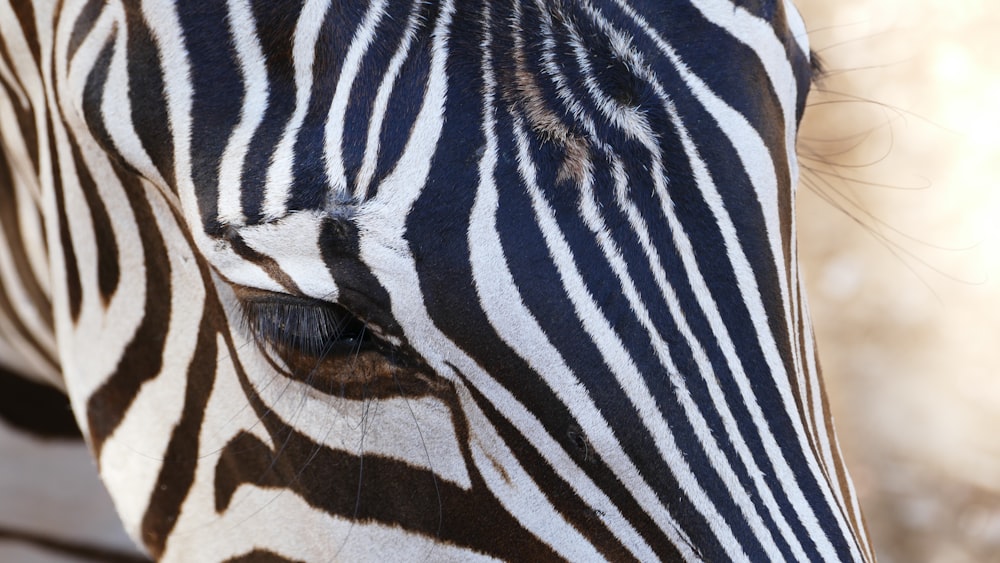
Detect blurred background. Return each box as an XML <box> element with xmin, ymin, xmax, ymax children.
<box><xmin>794</xmin><ymin>1</ymin><xmax>1000</xmax><ymax>561</ymax></box>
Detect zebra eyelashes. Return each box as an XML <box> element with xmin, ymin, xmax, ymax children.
<box><xmin>238</xmin><ymin>293</ymin><xmax>375</xmax><ymax>367</ymax></box>
<box><xmin>235</xmin><ymin>291</ymin><xmax>430</xmax><ymax>398</ymax></box>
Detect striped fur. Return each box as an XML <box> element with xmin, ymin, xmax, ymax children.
<box><xmin>0</xmin><ymin>0</ymin><xmax>875</xmax><ymax>560</ymax></box>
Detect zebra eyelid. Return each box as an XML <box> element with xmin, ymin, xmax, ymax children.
<box><xmin>237</xmin><ymin>291</ymin><xmax>371</xmax><ymax>358</ymax></box>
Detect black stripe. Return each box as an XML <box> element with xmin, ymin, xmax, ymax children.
<box><xmin>214</xmin><ymin>390</ymin><xmax>562</xmax><ymax>560</ymax></box>
<box><xmin>48</xmin><ymin>118</ymin><xmax>84</xmax><ymax>326</ymax></box>
<box><xmin>178</xmin><ymin>0</ymin><xmax>245</xmax><ymax>233</ymax></box>
<box><xmin>339</xmin><ymin>0</ymin><xmax>417</xmax><ymax>191</ymax></box>
<box><xmin>0</xmin><ymin>151</ymin><xmax>52</xmax><ymax>330</ymax></box>
<box><xmin>618</xmin><ymin>0</ymin><xmax>799</xmax><ymax>365</ymax></box>
<box><xmin>224</xmin><ymin>228</ymin><xmax>302</xmax><ymax>294</ymax></box>
<box><xmin>0</xmin><ymin>367</ymin><xmax>79</xmax><ymax>440</ymax></box>
<box><xmin>67</xmin><ymin>0</ymin><xmax>106</xmax><ymax>64</ymax></box>
<box><xmin>238</xmin><ymin>0</ymin><xmax>305</xmax><ymax>223</ymax></box>
<box><xmin>286</xmin><ymin>3</ymin><xmax>361</xmax><ymax>212</ymax></box>
<box><xmin>0</xmin><ymin>46</ymin><xmax>41</xmax><ymax>178</ymax></box>
<box><xmin>402</xmin><ymin>11</ymin><xmax>689</xmax><ymax>557</ymax></box>
<box><xmin>9</xmin><ymin>1</ymin><xmax>40</xmax><ymax>69</ymax></box>
<box><xmin>453</xmin><ymin>364</ymin><xmax>682</xmax><ymax>561</ymax></box>
<box><xmin>361</xmin><ymin>3</ymin><xmax>436</xmax><ymax>203</ymax></box>
<box><xmin>68</xmin><ymin>134</ymin><xmax>120</xmax><ymax>304</ymax></box>
<box><xmin>140</xmin><ymin>302</ymin><xmax>218</xmax><ymax>558</ymax></box>
<box><xmin>317</xmin><ymin>217</ymin><xmax>403</xmax><ymax>341</ymax></box>
<box><xmin>224</xmin><ymin>550</ymin><xmax>304</xmax><ymax>563</ymax></box>
<box><xmin>124</xmin><ymin>3</ymin><xmax>176</xmax><ymax>189</ymax></box>
<box><xmin>85</xmin><ymin>169</ymin><xmax>170</xmax><ymax>459</ymax></box>
<box><xmin>0</xmin><ymin>136</ymin><xmax>55</xmax><ymax>336</ymax></box>
<box><xmin>82</xmin><ymin>28</ymin><xmax>137</xmax><ymax>177</ymax></box>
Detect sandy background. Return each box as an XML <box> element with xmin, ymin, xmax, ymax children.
<box><xmin>794</xmin><ymin>1</ymin><xmax>1000</xmax><ymax>561</ymax></box>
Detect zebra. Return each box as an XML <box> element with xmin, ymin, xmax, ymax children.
<box><xmin>0</xmin><ymin>0</ymin><xmax>876</xmax><ymax>560</ymax></box>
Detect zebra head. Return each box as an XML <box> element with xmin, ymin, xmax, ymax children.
<box><xmin>25</xmin><ymin>0</ymin><xmax>874</xmax><ymax>560</ymax></box>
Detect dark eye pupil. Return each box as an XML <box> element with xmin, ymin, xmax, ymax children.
<box><xmin>319</xmin><ymin>314</ymin><xmax>370</xmax><ymax>355</ymax></box>
<box><xmin>334</xmin><ymin>316</ymin><xmax>367</xmax><ymax>342</ymax></box>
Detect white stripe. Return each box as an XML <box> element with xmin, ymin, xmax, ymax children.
<box><xmin>100</xmin><ymin>3</ymin><xmax>169</xmax><ymax>189</ymax></box>
<box><xmin>52</xmin><ymin>7</ymin><xmax>148</xmax><ymax>411</ymax></box>
<box><xmin>138</xmin><ymin>0</ymin><xmax>194</xmax><ymax>220</ymax></box>
<box><xmin>169</xmin><ymin>331</ymin><xmax>275</xmax><ymax>540</ymax></box>
<box><xmin>0</xmin><ymin>1</ymin><xmax>45</xmax><ymax>131</ymax></box>
<box><xmin>217</xmin><ymin>0</ymin><xmax>269</xmax><ymax>226</ymax></box>
<box><xmin>532</xmin><ymin>5</ymin><xmax>796</xmax><ymax>555</ymax></box>
<box><xmin>143</xmin><ymin>0</ymin><xmax>287</xmax><ymax>295</ymax></box>
<box><xmin>469</xmin><ymin>157</ymin><xmax>665</xmax><ymax>562</ymax></box>
<box><xmin>166</xmin><ymin>484</ymin><xmax>503</xmax><ymax>563</ymax></box>
<box><xmin>0</xmin><ymin>206</ymin><xmax>56</xmax><ymax>357</ymax></box>
<box><xmin>687</xmin><ymin>0</ymin><xmax>809</xmax><ymax>412</ymax></box>
<box><xmin>244</xmin><ymin>370</ymin><xmax>472</xmax><ymax>490</ymax></box>
<box><xmin>640</xmin><ymin>74</ymin><xmax>845</xmax><ymax>563</ymax></box>
<box><xmin>355</xmin><ymin>4</ymin><xmax>623</xmax><ymax>559</ymax></box>
<box><xmin>688</xmin><ymin>0</ymin><xmax>799</xmax><ymax>164</ymax></box>
<box><xmin>580</xmin><ymin>6</ymin><xmax>817</xmax><ymax>557</ymax></box>
<box><xmin>260</xmin><ymin>0</ymin><xmax>331</xmax><ymax>220</ymax></box>
<box><xmin>564</xmin><ymin>5</ymin><xmax>855</xmax><ymax>559</ymax></box>
<box><xmin>511</xmin><ymin>114</ymin><xmax>747</xmax><ymax>559</ymax></box>
<box><xmin>98</xmin><ymin>183</ymin><xmax>207</xmax><ymax>546</ymax></box>
<box><xmin>636</xmin><ymin>5</ymin><xmax>860</xmax><ymax>558</ymax></box>
<box><xmin>469</xmin><ymin>17</ymin><xmax>674</xmax><ymax>558</ymax></box>
<box><xmin>802</xmin><ymin>289</ymin><xmax>872</xmax><ymax>559</ymax></box>
<box><xmin>323</xmin><ymin>0</ymin><xmax>388</xmax><ymax>200</ymax></box>
<box><xmin>354</xmin><ymin>0</ymin><xmax>423</xmax><ymax>200</ymax></box>
<box><xmin>783</xmin><ymin>0</ymin><xmax>812</xmax><ymax>57</ymax></box>
<box><xmin>611</xmin><ymin>2</ymin><xmax>794</xmax><ymax>355</ymax></box>
<box><xmin>0</xmin><ymin>37</ymin><xmax>27</xmax><ymax>110</ymax></box>
<box><xmin>354</xmin><ymin>233</ymin><xmax>616</xmax><ymax>561</ymax></box>
<box><xmin>578</xmin><ymin>155</ymin><xmax>798</xmax><ymax>560</ymax></box>
<box><xmin>14</xmin><ymin>163</ymin><xmax>50</xmax><ymax>301</ymax></box>
<box><xmin>0</xmin><ymin>95</ymin><xmax>55</xmax><ymax>363</ymax></box>
<box><xmin>803</xmin><ymin>292</ymin><xmax>841</xmax><ymax>502</ymax></box>
<box><xmin>463</xmin><ymin>395</ymin><xmax>605</xmax><ymax>562</ymax></box>
<box><xmin>236</xmin><ymin>211</ymin><xmax>338</xmax><ymax>300</ymax></box>
<box><xmin>689</xmin><ymin>0</ymin><xmax>807</xmax><ymax>345</ymax></box>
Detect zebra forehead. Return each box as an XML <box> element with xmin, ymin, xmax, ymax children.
<box><xmin>176</xmin><ymin>0</ymin><xmax>813</xmax><ymax>289</ymax></box>
<box><xmin>152</xmin><ymin>1</ymin><xmax>806</xmax><ymax>212</ymax></box>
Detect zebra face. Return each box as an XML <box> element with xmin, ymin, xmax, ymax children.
<box><xmin>41</xmin><ymin>0</ymin><xmax>873</xmax><ymax>560</ymax></box>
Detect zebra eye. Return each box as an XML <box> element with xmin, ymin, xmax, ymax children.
<box><xmin>239</xmin><ymin>294</ymin><xmax>374</xmax><ymax>366</ymax></box>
